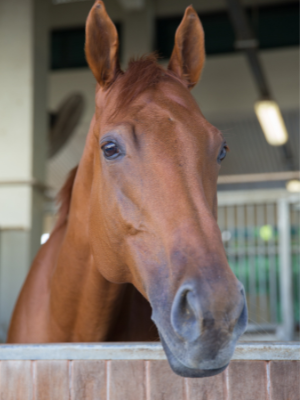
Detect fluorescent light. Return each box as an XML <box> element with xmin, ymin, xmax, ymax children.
<box><xmin>286</xmin><ymin>179</ymin><xmax>300</xmax><ymax>193</ymax></box>
<box><xmin>254</xmin><ymin>100</ymin><xmax>288</xmax><ymax>146</ymax></box>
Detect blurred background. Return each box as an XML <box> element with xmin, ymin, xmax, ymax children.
<box><xmin>0</xmin><ymin>0</ymin><xmax>299</xmax><ymax>343</ymax></box>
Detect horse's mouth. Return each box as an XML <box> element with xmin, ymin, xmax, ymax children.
<box><xmin>159</xmin><ymin>332</ymin><xmax>229</xmax><ymax>378</ymax></box>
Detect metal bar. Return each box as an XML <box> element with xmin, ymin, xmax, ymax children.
<box><xmin>244</xmin><ymin>48</ymin><xmax>270</xmax><ymax>98</ymax></box>
<box><xmin>246</xmin><ymin>204</ymin><xmax>257</xmax><ymax>325</ymax></box>
<box><xmin>218</xmin><ymin>189</ymin><xmax>299</xmax><ymax>207</ymax></box>
<box><xmin>225</xmin><ymin>0</ymin><xmax>253</xmax><ymax>40</ymax></box>
<box><xmin>0</xmin><ymin>180</ymin><xmax>50</xmax><ymax>194</ymax></box>
<box><xmin>217</xmin><ymin>171</ymin><xmax>300</xmax><ymax>185</ymax></box>
<box><xmin>289</xmin><ymin>202</ymin><xmax>300</xmax><ymax>340</ymax></box>
<box><xmin>2</xmin><ymin>172</ymin><xmax>299</xmax><ymax>187</ymax></box>
<box><xmin>266</xmin><ymin>203</ymin><xmax>278</xmax><ymax>324</ymax></box>
<box><xmin>225</xmin><ymin>0</ymin><xmax>271</xmax><ymax>98</ymax></box>
<box><xmin>225</xmin><ymin>0</ymin><xmax>295</xmax><ymax>170</ymax></box>
<box><xmin>3</xmin><ymin>172</ymin><xmax>296</xmax><ymax>192</ymax></box>
<box><xmin>246</xmin><ymin>323</ymin><xmax>277</xmax><ymax>333</ymax></box>
<box><xmin>227</xmin><ymin>206</ymin><xmax>236</xmax><ymax>280</ymax></box>
<box><xmin>0</xmin><ymin>342</ymin><xmax>299</xmax><ymax>361</ymax></box>
<box><xmin>257</xmin><ymin>204</ymin><xmax>269</xmax><ymax>324</ymax></box>
<box><xmin>237</xmin><ymin>205</ymin><xmax>246</xmax><ymax>289</ymax></box>
<box><xmin>277</xmin><ymin>198</ymin><xmax>294</xmax><ymax>340</ymax></box>
<box><xmin>281</xmin><ymin>143</ymin><xmax>296</xmax><ymax>171</ymax></box>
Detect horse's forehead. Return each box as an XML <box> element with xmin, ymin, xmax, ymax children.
<box><xmin>98</xmin><ymin>79</ymin><xmax>220</xmax><ymax>142</ymax></box>
<box><xmin>101</xmin><ymin>77</ymin><xmax>195</xmax><ymax>114</ymax></box>
<box><xmin>152</xmin><ymin>80</ymin><xmax>198</xmax><ymax>109</ymax></box>
<box><xmin>131</xmin><ymin>80</ymin><xmax>199</xmax><ymax>117</ymax></box>
<box><xmin>130</xmin><ymin>87</ymin><xmax>216</xmax><ymax>139</ymax></box>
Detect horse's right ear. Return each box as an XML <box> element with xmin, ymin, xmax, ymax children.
<box><xmin>85</xmin><ymin>1</ymin><xmax>121</xmax><ymax>87</ymax></box>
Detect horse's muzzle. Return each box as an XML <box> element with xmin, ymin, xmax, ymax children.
<box><xmin>170</xmin><ymin>280</ymin><xmax>247</xmax><ymax>343</ymax></box>
<box><xmin>152</xmin><ymin>280</ymin><xmax>248</xmax><ymax>378</ymax></box>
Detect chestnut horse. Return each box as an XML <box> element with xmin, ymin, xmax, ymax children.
<box><xmin>7</xmin><ymin>1</ymin><xmax>247</xmax><ymax>378</ymax></box>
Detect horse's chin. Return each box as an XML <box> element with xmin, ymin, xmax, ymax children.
<box><xmin>159</xmin><ymin>333</ymin><xmax>229</xmax><ymax>378</ymax></box>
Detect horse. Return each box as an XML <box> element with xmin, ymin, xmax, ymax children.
<box><xmin>7</xmin><ymin>1</ymin><xmax>247</xmax><ymax>378</ymax></box>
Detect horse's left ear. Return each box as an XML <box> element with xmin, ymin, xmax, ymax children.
<box><xmin>85</xmin><ymin>0</ymin><xmax>121</xmax><ymax>87</ymax></box>
<box><xmin>168</xmin><ymin>6</ymin><xmax>205</xmax><ymax>89</ymax></box>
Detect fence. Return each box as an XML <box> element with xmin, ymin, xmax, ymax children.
<box><xmin>218</xmin><ymin>189</ymin><xmax>300</xmax><ymax>340</ymax></box>
<box><xmin>0</xmin><ymin>342</ymin><xmax>299</xmax><ymax>400</ymax></box>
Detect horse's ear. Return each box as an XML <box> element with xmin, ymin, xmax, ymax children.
<box><xmin>168</xmin><ymin>6</ymin><xmax>205</xmax><ymax>89</ymax></box>
<box><xmin>85</xmin><ymin>0</ymin><xmax>121</xmax><ymax>87</ymax></box>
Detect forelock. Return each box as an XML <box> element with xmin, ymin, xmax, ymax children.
<box><xmin>111</xmin><ymin>54</ymin><xmax>186</xmax><ymax>114</ymax></box>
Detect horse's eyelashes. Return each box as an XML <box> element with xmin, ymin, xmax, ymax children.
<box><xmin>101</xmin><ymin>141</ymin><xmax>121</xmax><ymax>160</ymax></box>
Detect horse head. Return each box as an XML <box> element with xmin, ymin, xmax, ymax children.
<box><xmin>85</xmin><ymin>0</ymin><xmax>247</xmax><ymax>378</ymax></box>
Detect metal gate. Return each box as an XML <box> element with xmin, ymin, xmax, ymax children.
<box><xmin>218</xmin><ymin>189</ymin><xmax>300</xmax><ymax>340</ymax></box>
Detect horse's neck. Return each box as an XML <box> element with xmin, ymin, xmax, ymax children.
<box><xmin>48</xmin><ymin>122</ymin><xmax>122</xmax><ymax>341</ymax></box>
<box><xmin>49</xmin><ymin>121</ymin><xmax>157</xmax><ymax>342</ymax></box>
<box><xmin>49</xmin><ymin>247</ymin><xmax>125</xmax><ymax>341</ymax></box>
<box><xmin>7</xmin><ymin>117</ymin><xmax>156</xmax><ymax>343</ymax></box>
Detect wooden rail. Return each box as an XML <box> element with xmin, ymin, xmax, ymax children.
<box><xmin>0</xmin><ymin>342</ymin><xmax>299</xmax><ymax>400</ymax></box>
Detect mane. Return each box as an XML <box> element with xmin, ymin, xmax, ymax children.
<box><xmin>54</xmin><ymin>166</ymin><xmax>78</xmax><ymax>230</ymax></box>
<box><xmin>114</xmin><ymin>54</ymin><xmax>187</xmax><ymax>113</ymax></box>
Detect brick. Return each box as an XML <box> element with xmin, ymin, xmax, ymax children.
<box><xmin>0</xmin><ymin>360</ymin><xmax>33</xmax><ymax>400</ymax></box>
<box><xmin>71</xmin><ymin>360</ymin><xmax>106</xmax><ymax>400</ymax></box>
<box><xmin>109</xmin><ymin>360</ymin><xmax>146</xmax><ymax>400</ymax></box>
<box><xmin>34</xmin><ymin>360</ymin><xmax>69</xmax><ymax>400</ymax></box>
<box><xmin>228</xmin><ymin>361</ymin><xmax>268</xmax><ymax>400</ymax></box>
<box><xmin>270</xmin><ymin>361</ymin><xmax>300</xmax><ymax>400</ymax></box>
<box><xmin>148</xmin><ymin>360</ymin><xmax>185</xmax><ymax>400</ymax></box>
<box><xmin>186</xmin><ymin>369</ymin><xmax>226</xmax><ymax>400</ymax></box>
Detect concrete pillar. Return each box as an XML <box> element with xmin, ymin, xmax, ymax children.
<box><xmin>0</xmin><ymin>0</ymin><xmax>48</xmax><ymax>341</ymax></box>
<box><xmin>122</xmin><ymin>0</ymin><xmax>154</xmax><ymax>66</ymax></box>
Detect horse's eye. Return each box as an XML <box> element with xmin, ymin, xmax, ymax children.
<box><xmin>218</xmin><ymin>143</ymin><xmax>227</xmax><ymax>163</ymax></box>
<box><xmin>102</xmin><ymin>142</ymin><xmax>120</xmax><ymax>159</ymax></box>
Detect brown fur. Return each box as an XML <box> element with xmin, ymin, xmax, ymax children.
<box><xmin>54</xmin><ymin>166</ymin><xmax>78</xmax><ymax>230</ymax></box>
<box><xmin>113</xmin><ymin>55</ymin><xmax>187</xmax><ymax>114</ymax></box>
<box><xmin>7</xmin><ymin>2</ymin><xmax>246</xmax><ymax>379</ymax></box>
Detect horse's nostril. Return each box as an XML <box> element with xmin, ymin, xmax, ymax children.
<box><xmin>234</xmin><ymin>289</ymin><xmax>248</xmax><ymax>335</ymax></box>
<box><xmin>170</xmin><ymin>281</ymin><xmax>248</xmax><ymax>344</ymax></box>
<box><xmin>171</xmin><ymin>286</ymin><xmax>202</xmax><ymax>342</ymax></box>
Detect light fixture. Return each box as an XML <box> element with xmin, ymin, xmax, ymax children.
<box><xmin>286</xmin><ymin>179</ymin><xmax>300</xmax><ymax>193</ymax></box>
<box><xmin>254</xmin><ymin>100</ymin><xmax>288</xmax><ymax>146</ymax></box>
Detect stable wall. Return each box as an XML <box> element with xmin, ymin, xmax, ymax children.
<box><xmin>0</xmin><ymin>342</ymin><xmax>299</xmax><ymax>400</ymax></box>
